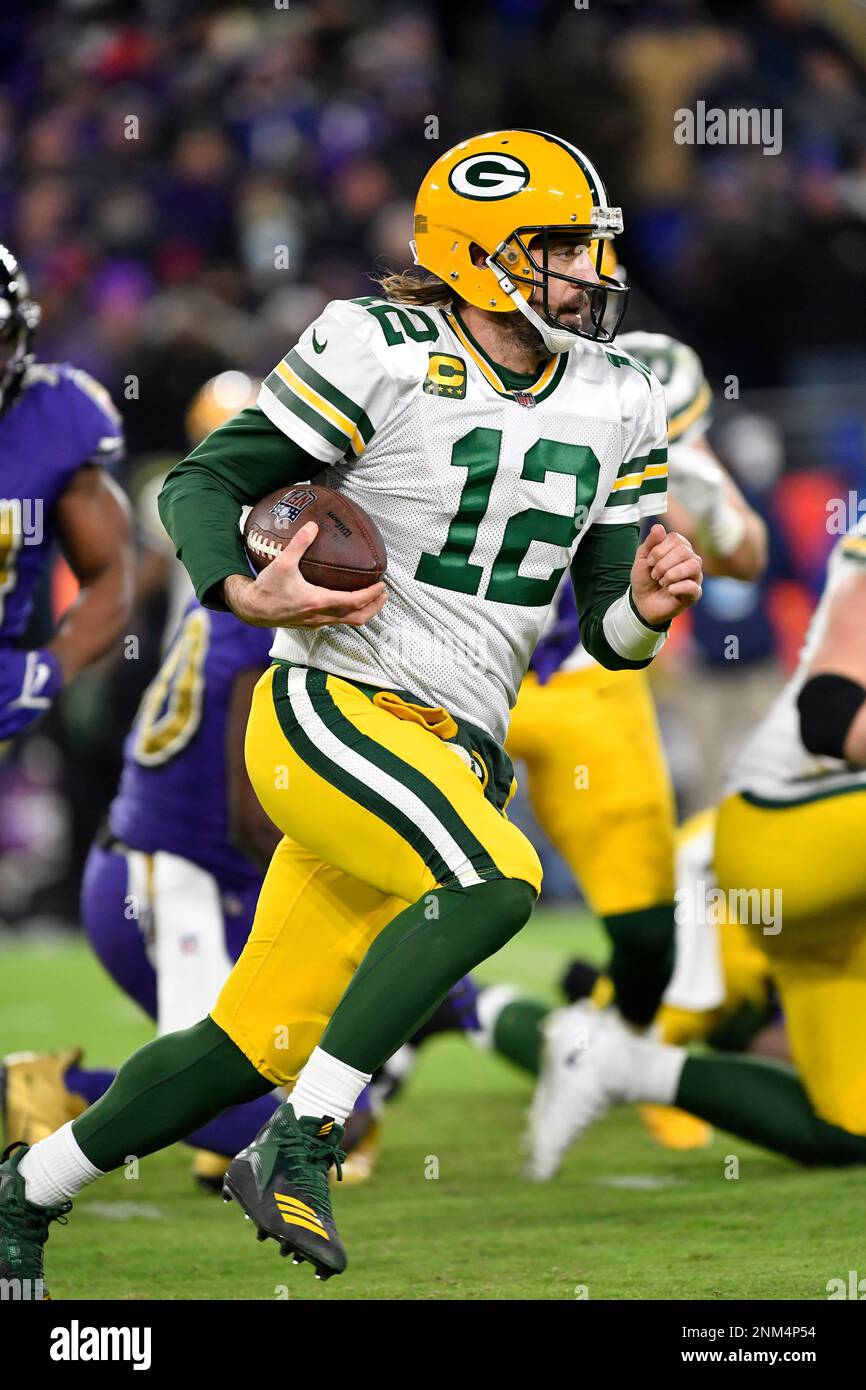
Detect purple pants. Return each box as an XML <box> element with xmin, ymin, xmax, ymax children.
<box><xmin>79</xmin><ymin>841</ymin><xmax>279</xmax><ymax>1157</ymax></box>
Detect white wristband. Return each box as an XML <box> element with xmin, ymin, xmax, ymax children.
<box><xmin>704</xmin><ymin>501</ymin><xmax>747</xmax><ymax>557</ymax></box>
<box><xmin>602</xmin><ymin>590</ymin><xmax>668</xmax><ymax>662</ymax></box>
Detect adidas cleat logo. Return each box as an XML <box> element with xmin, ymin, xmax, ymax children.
<box><xmin>273</xmin><ymin>1192</ymin><xmax>330</xmax><ymax>1241</ymax></box>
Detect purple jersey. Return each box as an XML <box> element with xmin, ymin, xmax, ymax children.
<box><xmin>109</xmin><ymin>601</ymin><xmax>274</xmax><ymax>890</ymax></box>
<box><xmin>529</xmin><ymin>581</ymin><xmax>581</xmax><ymax>683</ymax></box>
<box><xmin>0</xmin><ymin>363</ymin><xmax>124</xmax><ymax>643</ymax></box>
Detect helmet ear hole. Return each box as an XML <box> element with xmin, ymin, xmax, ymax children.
<box><xmin>468</xmin><ymin>241</ymin><xmax>489</xmax><ymax>269</ymax></box>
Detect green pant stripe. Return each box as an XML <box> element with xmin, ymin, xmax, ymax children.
<box><xmin>306</xmin><ymin>669</ymin><xmax>502</xmax><ymax>882</ymax></box>
<box><xmin>270</xmin><ymin>666</ymin><xmax>457</xmax><ymax>886</ymax></box>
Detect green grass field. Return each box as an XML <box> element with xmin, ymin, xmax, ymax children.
<box><xmin>2</xmin><ymin>911</ymin><xmax>864</xmax><ymax>1301</ymax></box>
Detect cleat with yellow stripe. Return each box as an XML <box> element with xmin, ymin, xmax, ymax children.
<box><xmin>639</xmin><ymin>1104</ymin><xmax>712</xmax><ymax>1151</ymax></box>
<box><xmin>222</xmin><ymin>1103</ymin><xmax>347</xmax><ymax>1279</ymax></box>
<box><xmin>1</xmin><ymin>1048</ymin><xmax>88</xmax><ymax>1148</ymax></box>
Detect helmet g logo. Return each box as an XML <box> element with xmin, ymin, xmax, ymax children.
<box><xmin>448</xmin><ymin>152</ymin><xmax>530</xmax><ymax>201</ymax></box>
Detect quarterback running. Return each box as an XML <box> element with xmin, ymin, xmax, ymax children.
<box><xmin>0</xmin><ymin>129</ymin><xmax>702</xmax><ymax>1290</ymax></box>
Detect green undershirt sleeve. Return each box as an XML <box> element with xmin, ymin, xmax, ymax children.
<box><xmin>570</xmin><ymin>521</ymin><xmax>668</xmax><ymax>671</ymax></box>
<box><xmin>157</xmin><ymin>405</ymin><xmax>323</xmax><ymax>610</ymax></box>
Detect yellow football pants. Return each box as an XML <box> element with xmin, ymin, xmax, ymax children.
<box><xmin>506</xmin><ymin>666</ymin><xmax>676</xmax><ymax>915</ymax></box>
<box><xmin>212</xmin><ymin>664</ymin><xmax>541</xmax><ymax>1085</ymax></box>
<box><xmin>715</xmin><ymin>788</ymin><xmax>866</xmax><ymax>1134</ymax></box>
<box><xmin>654</xmin><ymin>807</ymin><xmax>772</xmax><ymax>1047</ymax></box>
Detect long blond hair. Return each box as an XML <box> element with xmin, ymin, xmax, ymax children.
<box><xmin>373</xmin><ymin>268</ymin><xmax>454</xmax><ymax>307</ymax></box>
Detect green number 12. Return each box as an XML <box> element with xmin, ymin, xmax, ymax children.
<box><xmin>414</xmin><ymin>427</ymin><xmax>600</xmax><ymax>607</ymax></box>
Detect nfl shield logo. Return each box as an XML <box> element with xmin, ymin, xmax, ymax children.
<box><xmin>271</xmin><ymin>488</ymin><xmax>316</xmax><ymax>526</ymax></box>
<box><xmin>512</xmin><ymin>391</ymin><xmax>536</xmax><ymax>408</ymax></box>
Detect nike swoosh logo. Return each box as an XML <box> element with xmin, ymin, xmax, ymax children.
<box><xmin>312</xmin><ymin>331</ymin><xmax>327</xmax><ymax>354</ymax></box>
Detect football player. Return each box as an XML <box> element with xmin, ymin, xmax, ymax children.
<box><xmin>0</xmin><ymin>244</ymin><xmax>133</xmax><ymax>748</ymax></box>
<box><xmin>0</xmin><ymin>129</ymin><xmax>703</xmax><ymax>1288</ymax></box>
<box><xmin>525</xmin><ymin>516</ymin><xmax>866</xmax><ymax>1172</ymax></box>
<box><xmin>1</xmin><ymin>376</ymin><xmax>283</xmax><ymax>1189</ymax></box>
<box><xmin>313</xmin><ymin>309</ymin><xmax>774</xmax><ymax>1177</ymax></box>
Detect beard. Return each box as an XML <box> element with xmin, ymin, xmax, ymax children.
<box><xmin>500</xmin><ymin>289</ymin><xmax>589</xmax><ymax>357</ymax></box>
<box><xmin>501</xmin><ymin>305</ymin><xmax>548</xmax><ymax>357</ymax></box>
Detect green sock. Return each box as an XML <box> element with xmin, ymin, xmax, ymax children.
<box><xmin>73</xmin><ymin>1017</ymin><xmax>272</xmax><ymax>1172</ymax></box>
<box><xmin>605</xmin><ymin>903</ymin><xmax>675</xmax><ymax>1026</ymax></box>
<box><xmin>491</xmin><ymin>998</ymin><xmax>548</xmax><ymax>1075</ymax></box>
<box><xmin>321</xmin><ymin>878</ymin><xmax>535</xmax><ymax>1074</ymax></box>
<box><xmin>676</xmin><ymin>1054</ymin><xmax>866</xmax><ymax>1167</ymax></box>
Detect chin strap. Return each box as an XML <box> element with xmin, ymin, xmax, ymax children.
<box><xmin>485</xmin><ymin>253</ymin><xmax>583</xmax><ymax>356</ymax></box>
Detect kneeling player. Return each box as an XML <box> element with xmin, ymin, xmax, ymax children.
<box><xmin>527</xmin><ymin>518</ymin><xmax>866</xmax><ymax>1172</ymax></box>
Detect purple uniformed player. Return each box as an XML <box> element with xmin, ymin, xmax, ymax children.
<box><xmin>0</xmin><ymin>244</ymin><xmax>134</xmax><ymax>746</ymax></box>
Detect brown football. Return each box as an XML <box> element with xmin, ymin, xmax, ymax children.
<box><xmin>243</xmin><ymin>484</ymin><xmax>387</xmax><ymax>592</ymax></box>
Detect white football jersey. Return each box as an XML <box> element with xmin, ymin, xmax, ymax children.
<box><xmin>725</xmin><ymin>518</ymin><xmax>866</xmax><ymax>804</ymax></box>
<box><xmin>257</xmin><ymin>297</ymin><xmax>668</xmax><ymax>741</ymax></box>
<box><xmin>617</xmin><ymin>331</ymin><xmax>712</xmax><ymax>446</ymax></box>
<box><xmin>556</xmin><ymin>329</ymin><xmax>711</xmax><ymax>675</ymax></box>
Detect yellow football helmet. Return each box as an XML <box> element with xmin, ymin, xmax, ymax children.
<box><xmin>412</xmin><ymin>129</ymin><xmax>628</xmax><ymax>351</ymax></box>
<box><xmin>185</xmin><ymin>370</ymin><xmax>260</xmax><ymax>446</ymax></box>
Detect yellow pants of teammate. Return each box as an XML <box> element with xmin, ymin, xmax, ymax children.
<box><xmin>212</xmin><ymin>664</ymin><xmax>541</xmax><ymax>1086</ymax></box>
<box><xmin>506</xmin><ymin>666</ymin><xmax>676</xmax><ymax>915</ymax></box>
<box><xmin>715</xmin><ymin>787</ymin><xmax>866</xmax><ymax>1134</ymax></box>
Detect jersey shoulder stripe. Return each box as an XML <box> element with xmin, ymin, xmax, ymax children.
<box><xmin>668</xmin><ymin>379</ymin><xmax>712</xmax><ymax>443</ymax></box>
<box><xmin>264</xmin><ymin>353</ymin><xmax>372</xmax><ymax>459</ymax></box>
<box><xmin>258</xmin><ymin>297</ymin><xmax>428</xmax><ymax>464</ymax></box>
<box><xmin>619</xmin><ymin>331</ymin><xmax>712</xmax><ymax>444</ymax></box>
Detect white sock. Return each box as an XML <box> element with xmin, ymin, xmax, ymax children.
<box><xmin>289</xmin><ymin>1047</ymin><xmax>371</xmax><ymax>1126</ymax></box>
<box><xmin>620</xmin><ymin>1036</ymin><xmax>687</xmax><ymax>1105</ymax></box>
<box><xmin>18</xmin><ymin>1121</ymin><xmax>103</xmax><ymax>1206</ymax></box>
<box><xmin>471</xmin><ymin>984</ymin><xmax>520</xmax><ymax>1051</ymax></box>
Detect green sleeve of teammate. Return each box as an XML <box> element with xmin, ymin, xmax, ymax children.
<box><xmin>570</xmin><ymin>522</ymin><xmax>666</xmax><ymax>671</ymax></box>
<box><xmin>158</xmin><ymin>405</ymin><xmax>321</xmax><ymax>610</ymax></box>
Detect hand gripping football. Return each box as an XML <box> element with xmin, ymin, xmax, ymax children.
<box><xmin>244</xmin><ymin>484</ymin><xmax>387</xmax><ymax>592</ymax></box>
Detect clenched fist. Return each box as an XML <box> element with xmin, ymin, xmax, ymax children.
<box><xmin>630</xmin><ymin>523</ymin><xmax>703</xmax><ymax>627</ymax></box>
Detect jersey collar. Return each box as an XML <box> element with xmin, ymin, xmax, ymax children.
<box><xmin>443</xmin><ymin>307</ymin><xmax>567</xmax><ymax>403</ymax></box>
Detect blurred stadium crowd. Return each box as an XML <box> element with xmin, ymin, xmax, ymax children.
<box><xmin>1</xmin><ymin>0</ymin><xmax>865</xmax><ymax>923</ymax></box>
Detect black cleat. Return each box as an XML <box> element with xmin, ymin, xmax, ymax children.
<box><xmin>223</xmin><ymin>1104</ymin><xmax>347</xmax><ymax>1279</ymax></box>
<box><xmin>0</xmin><ymin>1142</ymin><xmax>71</xmax><ymax>1299</ymax></box>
